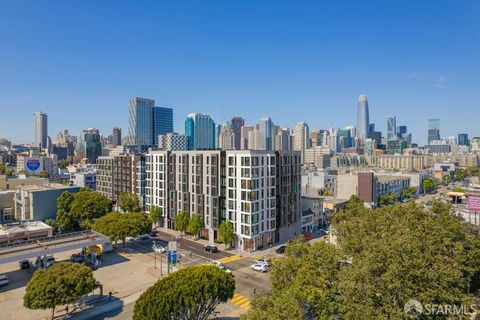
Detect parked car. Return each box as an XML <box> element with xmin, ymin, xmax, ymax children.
<box><xmin>216</xmin><ymin>263</ymin><xmax>232</xmax><ymax>274</ymax></box>
<box><xmin>19</xmin><ymin>260</ymin><xmax>31</xmax><ymax>269</ymax></box>
<box><xmin>203</xmin><ymin>245</ymin><xmax>219</xmax><ymax>253</ymax></box>
<box><xmin>125</xmin><ymin>236</ymin><xmax>136</xmax><ymax>242</ymax></box>
<box><xmin>254</xmin><ymin>258</ymin><xmax>271</xmax><ymax>267</ymax></box>
<box><xmin>138</xmin><ymin>234</ymin><xmax>150</xmax><ymax>241</ymax></box>
<box><xmin>148</xmin><ymin>230</ymin><xmax>157</xmax><ymax>237</ymax></box>
<box><xmin>44</xmin><ymin>255</ymin><xmax>55</xmax><ymax>268</ymax></box>
<box><xmin>0</xmin><ymin>274</ymin><xmax>9</xmax><ymax>287</ymax></box>
<box><xmin>251</xmin><ymin>263</ymin><xmax>268</xmax><ymax>273</ymax></box>
<box><xmin>275</xmin><ymin>246</ymin><xmax>287</xmax><ymax>254</ymax></box>
<box><xmin>70</xmin><ymin>253</ymin><xmax>85</xmax><ymax>263</ymax></box>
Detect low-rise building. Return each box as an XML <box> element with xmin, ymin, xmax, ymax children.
<box><xmin>13</xmin><ymin>184</ymin><xmax>80</xmax><ymax>221</ymax></box>
<box><xmin>0</xmin><ymin>221</ymin><xmax>52</xmax><ymax>245</ymax></box>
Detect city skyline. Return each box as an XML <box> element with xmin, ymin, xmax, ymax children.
<box><xmin>1</xmin><ymin>1</ymin><xmax>480</xmax><ymax>144</ymax></box>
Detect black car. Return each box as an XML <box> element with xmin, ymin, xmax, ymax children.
<box><xmin>275</xmin><ymin>246</ymin><xmax>287</xmax><ymax>254</ymax></box>
<box><xmin>204</xmin><ymin>245</ymin><xmax>219</xmax><ymax>253</ymax></box>
<box><xmin>19</xmin><ymin>260</ymin><xmax>31</xmax><ymax>269</ymax></box>
<box><xmin>148</xmin><ymin>230</ymin><xmax>157</xmax><ymax>237</ymax></box>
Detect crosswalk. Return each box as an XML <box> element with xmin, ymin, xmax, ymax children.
<box><xmin>217</xmin><ymin>255</ymin><xmax>242</xmax><ymax>264</ymax></box>
<box><xmin>230</xmin><ymin>293</ymin><xmax>251</xmax><ymax>309</ymax></box>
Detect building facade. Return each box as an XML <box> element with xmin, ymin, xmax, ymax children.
<box><xmin>185</xmin><ymin>113</ymin><xmax>216</xmax><ymax>150</ymax></box>
<box><xmin>356</xmin><ymin>94</ymin><xmax>369</xmax><ymax>141</ymax></box>
<box><xmin>34</xmin><ymin>111</ymin><xmax>48</xmax><ymax>149</ymax></box>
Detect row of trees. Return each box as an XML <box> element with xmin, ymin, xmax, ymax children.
<box><xmin>243</xmin><ymin>196</ymin><xmax>480</xmax><ymax>319</ymax></box>
<box><xmin>92</xmin><ymin>211</ymin><xmax>152</xmax><ymax>246</ymax></box>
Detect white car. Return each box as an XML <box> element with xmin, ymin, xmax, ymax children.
<box><xmin>251</xmin><ymin>263</ymin><xmax>268</xmax><ymax>273</ymax></box>
<box><xmin>44</xmin><ymin>255</ymin><xmax>55</xmax><ymax>268</ymax></box>
<box><xmin>253</xmin><ymin>259</ymin><xmax>271</xmax><ymax>267</ymax></box>
<box><xmin>216</xmin><ymin>263</ymin><xmax>232</xmax><ymax>274</ymax></box>
<box><xmin>0</xmin><ymin>274</ymin><xmax>9</xmax><ymax>287</ymax></box>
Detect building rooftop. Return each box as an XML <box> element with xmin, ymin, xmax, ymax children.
<box><xmin>0</xmin><ymin>221</ymin><xmax>51</xmax><ymax>236</ymax></box>
<box><xmin>16</xmin><ymin>183</ymin><xmax>76</xmax><ymax>192</ymax></box>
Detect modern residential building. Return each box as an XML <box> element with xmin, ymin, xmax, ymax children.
<box><xmin>112</xmin><ymin>127</ymin><xmax>122</xmax><ymax>147</ymax></box>
<box><xmin>304</xmin><ymin>147</ymin><xmax>332</xmax><ymax>168</ymax></box>
<box><xmin>231</xmin><ymin>117</ymin><xmax>245</xmax><ymax>150</ymax></box>
<box><xmin>145</xmin><ymin>150</ymin><xmax>301</xmax><ymax>252</ymax></box>
<box><xmin>69</xmin><ymin>171</ymin><xmax>96</xmax><ymax>190</ymax></box>
<box><xmin>185</xmin><ymin>113</ymin><xmax>216</xmax><ymax>150</ymax></box>
<box><xmin>356</xmin><ymin>94</ymin><xmax>369</xmax><ymax>141</ymax></box>
<box><xmin>76</xmin><ymin>128</ymin><xmax>102</xmax><ymax>164</ymax></box>
<box><xmin>96</xmin><ymin>155</ymin><xmax>146</xmax><ymax>206</ymax></box>
<box><xmin>34</xmin><ymin>111</ymin><xmax>48</xmax><ymax>149</ymax></box>
<box><xmin>158</xmin><ymin>133</ymin><xmax>188</xmax><ymax>151</ymax></box>
<box><xmin>14</xmin><ymin>184</ymin><xmax>80</xmax><ymax>221</ymax></box>
<box><xmin>426</xmin><ymin>140</ymin><xmax>451</xmax><ymax>154</ymax></box>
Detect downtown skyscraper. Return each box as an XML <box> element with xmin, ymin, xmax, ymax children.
<box><xmin>128</xmin><ymin>97</ymin><xmax>173</xmax><ymax>147</ymax></box>
<box><xmin>33</xmin><ymin>111</ymin><xmax>48</xmax><ymax>149</ymax></box>
<box><xmin>185</xmin><ymin>113</ymin><xmax>216</xmax><ymax>150</ymax></box>
<box><xmin>356</xmin><ymin>94</ymin><xmax>369</xmax><ymax>141</ymax></box>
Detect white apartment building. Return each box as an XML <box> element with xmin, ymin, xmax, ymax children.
<box><xmin>146</xmin><ymin>150</ymin><xmax>301</xmax><ymax>252</ymax></box>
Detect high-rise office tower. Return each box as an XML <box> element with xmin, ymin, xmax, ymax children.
<box><xmin>185</xmin><ymin>113</ymin><xmax>216</xmax><ymax>150</ymax></box>
<box><xmin>112</xmin><ymin>127</ymin><xmax>122</xmax><ymax>147</ymax></box>
<box><xmin>258</xmin><ymin>117</ymin><xmax>273</xmax><ymax>150</ymax></box>
<box><xmin>218</xmin><ymin>122</ymin><xmax>235</xmax><ymax>150</ymax></box>
<box><xmin>397</xmin><ymin>125</ymin><xmax>407</xmax><ymax>136</ymax></box>
<box><xmin>76</xmin><ymin>128</ymin><xmax>102</xmax><ymax>164</ymax></box>
<box><xmin>276</xmin><ymin>128</ymin><xmax>292</xmax><ymax>151</ymax></box>
<box><xmin>240</xmin><ymin>125</ymin><xmax>254</xmax><ymax>150</ymax></box>
<box><xmin>356</xmin><ymin>94</ymin><xmax>369</xmax><ymax>141</ymax></box>
<box><xmin>230</xmin><ymin>117</ymin><xmax>244</xmax><ymax>150</ymax></box>
<box><xmin>293</xmin><ymin>122</ymin><xmax>311</xmax><ymax>161</ymax></box>
<box><xmin>34</xmin><ymin>111</ymin><xmax>48</xmax><ymax>149</ymax></box>
<box><xmin>386</xmin><ymin>116</ymin><xmax>397</xmax><ymax>139</ymax></box>
<box><xmin>153</xmin><ymin>106</ymin><xmax>174</xmax><ymax>140</ymax></box>
<box><xmin>428</xmin><ymin>119</ymin><xmax>440</xmax><ymax>143</ymax></box>
<box><xmin>458</xmin><ymin>133</ymin><xmax>469</xmax><ymax>146</ymax></box>
<box><xmin>128</xmin><ymin>97</ymin><xmax>155</xmax><ymax>146</ymax></box>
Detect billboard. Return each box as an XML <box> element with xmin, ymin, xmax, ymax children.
<box><xmin>24</xmin><ymin>157</ymin><xmax>43</xmax><ymax>175</ymax></box>
<box><xmin>468</xmin><ymin>195</ymin><xmax>480</xmax><ymax>212</ymax></box>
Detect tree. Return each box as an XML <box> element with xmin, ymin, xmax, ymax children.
<box><xmin>218</xmin><ymin>220</ymin><xmax>235</xmax><ymax>249</ymax></box>
<box><xmin>93</xmin><ymin>211</ymin><xmax>151</xmax><ymax>246</ymax></box>
<box><xmin>133</xmin><ymin>265</ymin><xmax>235</xmax><ymax>320</ymax></box>
<box><xmin>187</xmin><ymin>214</ymin><xmax>204</xmax><ymax>238</ymax></box>
<box><xmin>58</xmin><ymin>160</ymin><xmax>70</xmax><ymax>170</ymax></box>
<box><xmin>70</xmin><ymin>190</ymin><xmax>113</xmax><ymax>229</ymax></box>
<box><xmin>174</xmin><ymin>211</ymin><xmax>190</xmax><ymax>235</ymax></box>
<box><xmin>243</xmin><ymin>239</ymin><xmax>341</xmax><ymax>319</ymax></box>
<box><xmin>378</xmin><ymin>192</ymin><xmax>396</xmax><ymax>206</ymax></box>
<box><xmin>24</xmin><ymin>262</ymin><xmax>97</xmax><ymax>319</ymax></box>
<box><xmin>0</xmin><ymin>163</ymin><xmax>6</xmax><ymax>175</ymax></box>
<box><xmin>150</xmin><ymin>205</ymin><xmax>162</xmax><ymax>227</ymax></box>
<box><xmin>422</xmin><ymin>177</ymin><xmax>436</xmax><ymax>193</ymax></box>
<box><xmin>118</xmin><ymin>192</ymin><xmax>141</xmax><ymax>213</ymax></box>
<box><xmin>56</xmin><ymin>191</ymin><xmax>76</xmax><ymax>232</ymax></box>
<box><xmin>38</xmin><ymin>170</ymin><xmax>49</xmax><ymax>178</ymax></box>
<box><xmin>400</xmin><ymin>187</ymin><xmax>417</xmax><ymax>199</ymax></box>
<box><xmin>442</xmin><ymin>174</ymin><xmax>452</xmax><ymax>185</ymax></box>
<box><xmin>455</xmin><ymin>168</ymin><xmax>469</xmax><ymax>181</ymax></box>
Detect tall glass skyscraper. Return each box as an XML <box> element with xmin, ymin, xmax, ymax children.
<box><xmin>386</xmin><ymin>116</ymin><xmax>397</xmax><ymax>139</ymax></box>
<box><xmin>356</xmin><ymin>94</ymin><xmax>369</xmax><ymax>141</ymax></box>
<box><xmin>258</xmin><ymin>116</ymin><xmax>273</xmax><ymax>150</ymax></box>
<box><xmin>34</xmin><ymin>111</ymin><xmax>48</xmax><ymax>149</ymax></box>
<box><xmin>427</xmin><ymin>118</ymin><xmax>440</xmax><ymax>143</ymax></box>
<box><xmin>185</xmin><ymin>113</ymin><xmax>216</xmax><ymax>150</ymax></box>
<box><xmin>458</xmin><ymin>133</ymin><xmax>469</xmax><ymax>146</ymax></box>
<box><xmin>128</xmin><ymin>97</ymin><xmax>173</xmax><ymax>146</ymax></box>
<box><xmin>76</xmin><ymin>128</ymin><xmax>102</xmax><ymax>164</ymax></box>
<box><xmin>128</xmin><ymin>97</ymin><xmax>155</xmax><ymax>146</ymax></box>
<box><xmin>153</xmin><ymin>106</ymin><xmax>174</xmax><ymax>139</ymax></box>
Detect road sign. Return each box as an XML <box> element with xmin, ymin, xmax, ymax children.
<box><xmin>168</xmin><ymin>251</ymin><xmax>177</xmax><ymax>264</ymax></box>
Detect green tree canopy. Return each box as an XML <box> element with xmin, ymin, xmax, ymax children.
<box><xmin>24</xmin><ymin>262</ymin><xmax>97</xmax><ymax>319</ymax></box>
<box><xmin>422</xmin><ymin>177</ymin><xmax>436</xmax><ymax>193</ymax></box>
<box><xmin>187</xmin><ymin>214</ymin><xmax>204</xmax><ymax>238</ymax></box>
<box><xmin>92</xmin><ymin>211</ymin><xmax>151</xmax><ymax>246</ymax></box>
<box><xmin>56</xmin><ymin>191</ymin><xmax>77</xmax><ymax>232</ymax></box>
<box><xmin>246</xmin><ymin>198</ymin><xmax>480</xmax><ymax>319</ymax></box>
<box><xmin>133</xmin><ymin>265</ymin><xmax>235</xmax><ymax>320</ymax></box>
<box><xmin>38</xmin><ymin>170</ymin><xmax>49</xmax><ymax>178</ymax></box>
<box><xmin>118</xmin><ymin>192</ymin><xmax>141</xmax><ymax>213</ymax></box>
<box><xmin>0</xmin><ymin>163</ymin><xmax>6</xmax><ymax>175</ymax></box>
<box><xmin>58</xmin><ymin>160</ymin><xmax>70</xmax><ymax>169</ymax></box>
<box><xmin>174</xmin><ymin>211</ymin><xmax>190</xmax><ymax>235</ymax></box>
<box><xmin>400</xmin><ymin>186</ymin><xmax>417</xmax><ymax>199</ymax></box>
<box><xmin>70</xmin><ymin>190</ymin><xmax>113</xmax><ymax>229</ymax></box>
<box><xmin>150</xmin><ymin>205</ymin><xmax>162</xmax><ymax>227</ymax></box>
<box><xmin>218</xmin><ymin>220</ymin><xmax>235</xmax><ymax>249</ymax></box>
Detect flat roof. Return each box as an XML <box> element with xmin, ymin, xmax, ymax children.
<box><xmin>0</xmin><ymin>221</ymin><xmax>51</xmax><ymax>236</ymax></box>
<box><xmin>16</xmin><ymin>183</ymin><xmax>77</xmax><ymax>192</ymax></box>
<box><xmin>0</xmin><ymin>230</ymin><xmax>110</xmax><ymax>264</ymax></box>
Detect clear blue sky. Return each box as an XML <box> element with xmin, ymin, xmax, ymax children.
<box><xmin>0</xmin><ymin>0</ymin><xmax>479</xmax><ymax>145</ymax></box>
